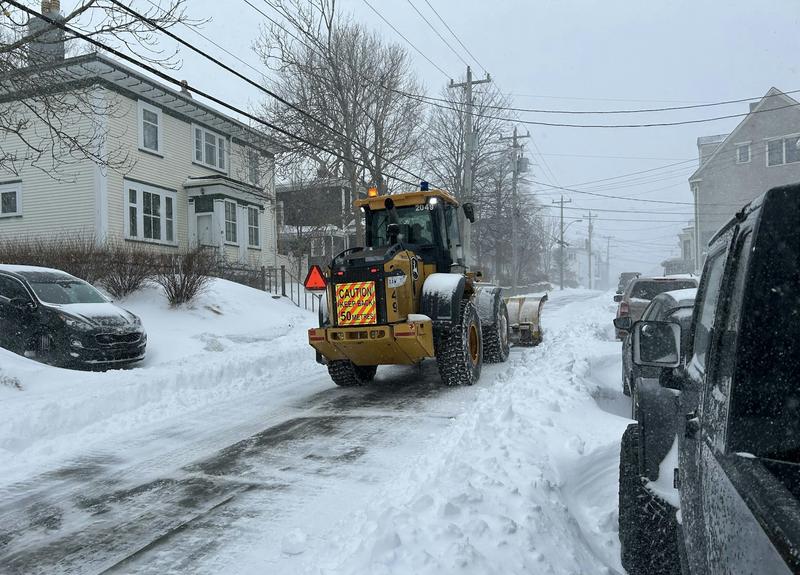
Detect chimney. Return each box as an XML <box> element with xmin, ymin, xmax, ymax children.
<box><xmin>27</xmin><ymin>0</ymin><xmax>65</xmax><ymax>67</ymax></box>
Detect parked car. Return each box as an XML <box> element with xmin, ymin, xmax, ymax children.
<box><xmin>619</xmin><ymin>183</ymin><xmax>800</xmax><ymax>575</ymax></box>
<box><xmin>614</xmin><ymin>275</ymin><xmax>697</xmax><ymax>339</ymax></box>
<box><xmin>0</xmin><ymin>265</ymin><xmax>146</xmax><ymax>369</ymax></box>
<box><xmin>616</xmin><ymin>271</ymin><xmax>640</xmax><ymax>294</ymax></box>
<box><xmin>614</xmin><ymin>288</ymin><xmax>696</xmax><ymax>398</ymax></box>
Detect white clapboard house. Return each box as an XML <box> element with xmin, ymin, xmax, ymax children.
<box><xmin>1</xmin><ymin>33</ymin><xmax>283</xmax><ymax>268</ymax></box>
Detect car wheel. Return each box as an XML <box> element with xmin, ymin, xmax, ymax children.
<box><xmin>622</xmin><ymin>363</ymin><xmax>631</xmax><ymax>397</ymax></box>
<box><xmin>618</xmin><ymin>424</ymin><xmax>681</xmax><ymax>575</ymax></box>
<box><xmin>36</xmin><ymin>333</ymin><xmax>65</xmax><ymax>368</ymax></box>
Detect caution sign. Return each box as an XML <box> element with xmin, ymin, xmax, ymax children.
<box><xmin>335</xmin><ymin>281</ymin><xmax>377</xmax><ymax>325</ymax></box>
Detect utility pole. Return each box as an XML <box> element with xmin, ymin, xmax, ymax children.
<box><xmin>450</xmin><ymin>65</ymin><xmax>491</xmax><ymax>267</ymax></box>
<box><xmin>584</xmin><ymin>210</ymin><xmax>595</xmax><ymax>290</ymax></box>
<box><xmin>552</xmin><ymin>196</ymin><xmax>572</xmax><ymax>290</ymax></box>
<box><xmin>602</xmin><ymin>235</ymin><xmax>614</xmax><ymax>290</ymax></box>
<box><xmin>499</xmin><ymin>125</ymin><xmax>529</xmax><ymax>292</ymax></box>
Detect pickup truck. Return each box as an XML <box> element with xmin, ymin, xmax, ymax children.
<box><xmin>619</xmin><ymin>182</ymin><xmax>800</xmax><ymax>575</ymax></box>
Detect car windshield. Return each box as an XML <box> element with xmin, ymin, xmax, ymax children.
<box><xmin>368</xmin><ymin>205</ymin><xmax>435</xmax><ymax>247</ymax></box>
<box><xmin>27</xmin><ymin>279</ymin><xmax>107</xmax><ymax>304</ymax></box>
<box><xmin>630</xmin><ymin>280</ymin><xmax>696</xmax><ymax>300</ymax></box>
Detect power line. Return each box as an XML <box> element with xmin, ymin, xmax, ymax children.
<box><xmin>420</xmin><ymin>0</ymin><xmax>486</xmax><ymax>74</ymax></box>
<box><xmin>360</xmin><ymin>0</ymin><xmax>450</xmax><ymax>78</ymax></box>
<box><xmin>538</xmin><ymin>152</ymin><xmax>690</xmax><ymax>161</ymax></box>
<box><xmin>140</xmin><ymin>0</ymin><xmax>264</xmax><ymax>79</ymax></box>
<box><xmin>7</xmin><ymin>1</ymin><xmax>422</xmax><ymax>189</ymax></box>
<box><xmin>400</xmin><ymin>88</ymin><xmax>800</xmax><ymax>115</ymax></box>
<box><xmin>505</xmin><ymin>92</ymin><xmax>705</xmax><ymax>104</ymax></box>
<box><xmin>403</xmin><ymin>0</ymin><xmax>469</xmax><ymax>68</ymax></box>
<box><xmin>555</xmin><ymin>205</ymin><xmax>728</xmax><ymax>217</ymax></box>
<box><xmin>533</xmin><ymin>180</ymin><xmax>715</xmax><ymax>207</ymax></box>
<box><xmin>393</xmin><ymin>88</ymin><xmax>800</xmax><ymax>129</ymax></box>
<box><xmin>109</xmin><ymin>0</ymin><xmax>426</xmax><ymax>187</ymax></box>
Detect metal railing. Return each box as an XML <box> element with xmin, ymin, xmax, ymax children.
<box><xmin>214</xmin><ymin>261</ymin><xmax>322</xmax><ymax>312</ymax></box>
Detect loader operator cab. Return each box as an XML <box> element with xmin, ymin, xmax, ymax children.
<box><xmin>362</xmin><ymin>189</ymin><xmax>467</xmax><ymax>273</ymax></box>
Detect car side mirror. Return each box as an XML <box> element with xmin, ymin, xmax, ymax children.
<box><xmin>613</xmin><ymin>316</ymin><xmax>632</xmax><ymax>332</ymax></box>
<box><xmin>9</xmin><ymin>297</ymin><xmax>34</xmax><ymax>312</ymax></box>
<box><xmin>613</xmin><ymin>294</ymin><xmax>623</xmax><ymax>303</ymax></box>
<box><xmin>633</xmin><ymin>320</ymin><xmax>681</xmax><ymax>368</ymax></box>
<box><xmin>462</xmin><ymin>202</ymin><xmax>475</xmax><ymax>223</ymax></box>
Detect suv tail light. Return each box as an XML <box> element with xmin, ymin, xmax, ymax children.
<box><xmin>618</xmin><ymin>301</ymin><xmax>630</xmax><ymax>317</ymax></box>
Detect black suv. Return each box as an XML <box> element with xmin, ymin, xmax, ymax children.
<box><xmin>619</xmin><ymin>183</ymin><xmax>800</xmax><ymax>574</ymax></box>
<box><xmin>0</xmin><ymin>265</ymin><xmax>146</xmax><ymax>369</ymax></box>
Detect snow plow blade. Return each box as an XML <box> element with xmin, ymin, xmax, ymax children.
<box><xmin>506</xmin><ymin>294</ymin><xmax>547</xmax><ymax>346</ymax></box>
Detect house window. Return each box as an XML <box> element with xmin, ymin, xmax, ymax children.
<box><xmin>767</xmin><ymin>135</ymin><xmax>800</xmax><ymax>166</ymax></box>
<box><xmin>125</xmin><ymin>180</ymin><xmax>177</xmax><ymax>244</ymax></box>
<box><xmin>138</xmin><ymin>101</ymin><xmax>162</xmax><ymax>154</ymax></box>
<box><xmin>735</xmin><ymin>143</ymin><xmax>750</xmax><ymax>164</ymax></box>
<box><xmin>225</xmin><ymin>200</ymin><xmax>237</xmax><ymax>244</ymax></box>
<box><xmin>247</xmin><ymin>149</ymin><xmax>260</xmax><ymax>186</ymax></box>
<box><xmin>310</xmin><ymin>237</ymin><xmax>323</xmax><ymax>257</ymax></box>
<box><xmin>0</xmin><ymin>181</ymin><xmax>22</xmax><ymax>217</ymax></box>
<box><xmin>193</xmin><ymin>125</ymin><xmax>227</xmax><ymax>172</ymax></box>
<box><xmin>143</xmin><ymin>191</ymin><xmax>161</xmax><ymax>240</ymax></box>
<box><xmin>247</xmin><ymin>206</ymin><xmax>260</xmax><ymax>247</ymax></box>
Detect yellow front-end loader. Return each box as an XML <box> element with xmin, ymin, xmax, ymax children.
<box><xmin>306</xmin><ymin>183</ymin><xmax>545</xmax><ymax>387</ymax></box>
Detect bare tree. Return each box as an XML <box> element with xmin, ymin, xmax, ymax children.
<box><xmin>0</xmin><ymin>0</ymin><xmax>198</xmax><ymax>179</ymax></box>
<box><xmin>255</xmin><ymin>0</ymin><xmax>425</xmax><ymax>240</ymax></box>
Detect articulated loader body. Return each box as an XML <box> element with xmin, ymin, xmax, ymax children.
<box><xmin>306</xmin><ymin>185</ymin><xmax>546</xmax><ymax>387</ymax></box>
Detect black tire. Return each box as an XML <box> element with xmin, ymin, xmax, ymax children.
<box><xmin>618</xmin><ymin>423</ymin><xmax>681</xmax><ymax>575</ymax></box>
<box><xmin>435</xmin><ymin>300</ymin><xmax>482</xmax><ymax>386</ymax></box>
<box><xmin>327</xmin><ymin>360</ymin><xmax>376</xmax><ymax>387</ymax></box>
<box><xmin>622</xmin><ymin>362</ymin><xmax>631</xmax><ymax>397</ymax></box>
<box><xmin>482</xmin><ymin>299</ymin><xmax>510</xmax><ymax>364</ymax></box>
<box><xmin>34</xmin><ymin>333</ymin><xmax>64</xmax><ymax>367</ymax></box>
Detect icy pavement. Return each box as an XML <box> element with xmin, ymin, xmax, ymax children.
<box><xmin>0</xmin><ymin>288</ymin><xmax>633</xmax><ymax>574</ymax></box>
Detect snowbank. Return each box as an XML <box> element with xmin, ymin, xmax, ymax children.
<box><xmin>0</xmin><ymin>279</ymin><xmax>315</xmax><ymax>481</ymax></box>
<box><xmin>280</xmin><ymin>290</ymin><xmax>632</xmax><ymax>575</ymax></box>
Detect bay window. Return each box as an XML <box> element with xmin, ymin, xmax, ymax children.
<box><xmin>125</xmin><ymin>180</ymin><xmax>176</xmax><ymax>244</ymax></box>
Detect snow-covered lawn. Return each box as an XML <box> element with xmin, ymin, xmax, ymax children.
<box><xmin>0</xmin><ymin>279</ymin><xmax>316</xmax><ymax>484</ymax></box>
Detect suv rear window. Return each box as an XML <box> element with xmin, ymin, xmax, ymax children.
<box><xmin>629</xmin><ymin>279</ymin><xmax>697</xmax><ymax>300</ymax></box>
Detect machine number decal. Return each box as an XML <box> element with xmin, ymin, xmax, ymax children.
<box><xmin>335</xmin><ymin>281</ymin><xmax>377</xmax><ymax>325</ymax></box>
<box><xmin>411</xmin><ymin>258</ymin><xmax>419</xmax><ymax>280</ymax></box>
<box><xmin>387</xmin><ymin>273</ymin><xmax>406</xmax><ymax>288</ymax></box>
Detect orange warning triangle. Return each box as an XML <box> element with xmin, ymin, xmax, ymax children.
<box><xmin>304</xmin><ymin>265</ymin><xmax>327</xmax><ymax>291</ymax></box>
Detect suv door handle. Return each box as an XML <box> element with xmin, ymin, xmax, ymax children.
<box><xmin>685</xmin><ymin>411</ymin><xmax>700</xmax><ymax>440</ymax></box>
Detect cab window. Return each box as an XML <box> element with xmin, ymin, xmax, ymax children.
<box><xmin>368</xmin><ymin>206</ymin><xmax>435</xmax><ymax>247</ymax></box>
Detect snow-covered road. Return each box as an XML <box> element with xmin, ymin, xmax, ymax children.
<box><xmin>0</xmin><ymin>287</ymin><xmax>633</xmax><ymax>575</ymax></box>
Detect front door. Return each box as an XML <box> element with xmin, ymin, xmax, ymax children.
<box><xmin>197</xmin><ymin>214</ymin><xmax>214</xmax><ymax>246</ymax></box>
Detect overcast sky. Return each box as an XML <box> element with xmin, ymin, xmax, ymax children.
<box><xmin>111</xmin><ymin>1</ymin><xmax>800</xmax><ymax>276</ymax></box>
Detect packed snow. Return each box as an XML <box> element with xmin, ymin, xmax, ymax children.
<box><xmin>0</xmin><ymin>286</ymin><xmax>636</xmax><ymax>574</ymax></box>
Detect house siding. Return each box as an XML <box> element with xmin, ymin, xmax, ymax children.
<box><xmin>0</xmin><ymin>97</ymin><xmax>97</xmax><ymax>239</ymax></box>
<box><xmin>692</xmin><ymin>91</ymin><xmax>800</xmax><ymax>260</ymax></box>
<box><xmin>104</xmin><ymin>90</ymin><xmax>277</xmax><ymax>264</ymax></box>
<box><xmin>1</xmin><ymin>69</ymin><xmax>278</xmax><ymax>270</ymax></box>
